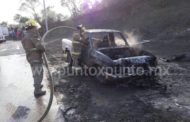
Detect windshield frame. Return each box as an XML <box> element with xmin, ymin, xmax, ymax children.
<box><xmin>86</xmin><ymin>31</ymin><xmax>128</xmax><ymax>49</ymax></box>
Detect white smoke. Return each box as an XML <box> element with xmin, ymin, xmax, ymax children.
<box><xmin>124</xmin><ymin>31</ymin><xmax>142</xmax><ymax>49</ymax></box>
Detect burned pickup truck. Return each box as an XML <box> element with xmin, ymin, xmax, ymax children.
<box><xmin>62</xmin><ymin>29</ymin><xmax>157</xmax><ymax>83</ymax></box>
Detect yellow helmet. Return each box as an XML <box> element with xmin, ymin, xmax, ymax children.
<box><xmin>25</xmin><ymin>19</ymin><xmax>41</xmax><ymax>29</ymax></box>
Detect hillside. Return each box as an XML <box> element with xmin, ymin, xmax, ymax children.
<box><xmin>62</xmin><ymin>0</ymin><xmax>190</xmax><ymax>40</ymax></box>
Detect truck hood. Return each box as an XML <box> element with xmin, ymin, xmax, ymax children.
<box><xmin>113</xmin><ymin>56</ymin><xmax>154</xmax><ymax>66</ymax></box>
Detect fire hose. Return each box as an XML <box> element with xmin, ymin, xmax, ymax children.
<box><xmin>37</xmin><ymin>26</ymin><xmax>76</xmax><ymax>122</ymax></box>
<box><xmin>37</xmin><ymin>35</ymin><xmax>54</xmax><ymax>122</ymax></box>
<box><xmin>37</xmin><ymin>53</ymin><xmax>54</xmax><ymax>122</ymax></box>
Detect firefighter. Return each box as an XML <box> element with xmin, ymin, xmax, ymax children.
<box><xmin>71</xmin><ymin>25</ymin><xmax>87</xmax><ymax>66</ymax></box>
<box><xmin>21</xmin><ymin>19</ymin><xmax>46</xmax><ymax>98</ymax></box>
<box><xmin>77</xmin><ymin>24</ymin><xmax>86</xmax><ymax>41</ymax></box>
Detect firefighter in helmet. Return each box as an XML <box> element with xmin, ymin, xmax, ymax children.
<box><xmin>21</xmin><ymin>19</ymin><xmax>46</xmax><ymax>98</ymax></box>
<box><xmin>71</xmin><ymin>25</ymin><xmax>87</xmax><ymax>66</ymax></box>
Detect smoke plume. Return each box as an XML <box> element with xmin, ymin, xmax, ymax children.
<box><xmin>124</xmin><ymin>31</ymin><xmax>142</xmax><ymax>49</ymax></box>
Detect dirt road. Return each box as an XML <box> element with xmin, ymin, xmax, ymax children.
<box><xmin>0</xmin><ymin>41</ymin><xmax>61</xmax><ymax>122</ymax></box>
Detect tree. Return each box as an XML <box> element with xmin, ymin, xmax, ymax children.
<box><xmin>14</xmin><ymin>14</ymin><xmax>21</xmax><ymax>22</ymax></box>
<box><xmin>0</xmin><ymin>22</ymin><xmax>8</xmax><ymax>26</ymax></box>
<box><xmin>61</xmin><ymin>0</ymin><xmax>80</xmax><ymax>17</ymax></box>
<box><xmin>19</xmin><ymin>0</ymin><xmax>41</xmax><ymax>21</ymax></box>
<box><xmin>41</xmin><ymin>6</ymin><xmax>57</xmax><ymax>21</ymax></box>
<box><xmin>41</xmin><ymin>7</ymin><xmax>67</xmax><ymax>22</ymax></box>
<box><xmin>57</xmin><ymin>13</ymin><xmax>67</xmax><ymax>21</ymax></box>
<box><xmin>14</xmin><ymin>14</ymin><xmax>29</xmax><ymax>24</ymax></box>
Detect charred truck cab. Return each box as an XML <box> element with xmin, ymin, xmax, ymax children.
<box><xmin>63</xmin><ymin>28</ymin><xmax>157</xmax><ymax>83</ymax></box>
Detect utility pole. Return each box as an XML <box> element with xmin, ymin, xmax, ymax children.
<box><xmin>43</xmin><ymin>0</ymin><xmax>48</xmax><ymax>32</ymax></box>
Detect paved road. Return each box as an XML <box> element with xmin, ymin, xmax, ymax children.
<box><xmin>0</xmin><ymin>41</ymin><xmax>62</xmax><ymax>122</ymax></box>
